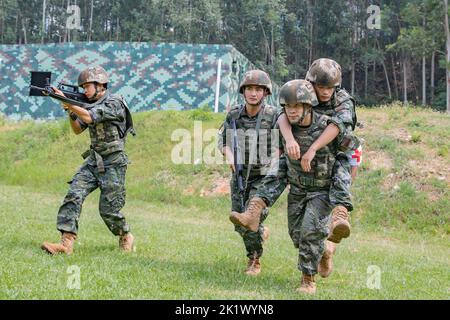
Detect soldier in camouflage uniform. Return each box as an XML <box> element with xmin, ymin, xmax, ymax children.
<box><xmin>258</xmin><ymin>79</ymin><xmax>341</xmax><ymax>294</ymax></box>
<box><xmin>218</xmin><ymin>69</ymin><xmax>289</xmax><ymax>276</ymax></box>
<box><xmin>41</xmin><ymin>66</ymin><xmax>135</xmax><ymax>255</ymax></box>
<box><xmin>231</xmin><ymin>59</ymin><xmax>360</xmax><ymax>279</ymax></box>
<box><xmin>301</xmin><ymin>58</ymin><xmax>361</xmax><ymax>277</ymax></box>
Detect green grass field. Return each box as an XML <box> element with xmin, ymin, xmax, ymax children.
<box><xmin>0</xmin><ymin>105</ymin><xmax>449</xmax><ymax>299</ymax></box>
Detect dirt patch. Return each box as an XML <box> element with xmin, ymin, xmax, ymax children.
<box><xmin>154</xmin><ymin>170</ymin><xmax>177</xmax><ymax>187</ymax></box>
<box><xmin>382</xmin><ymin>173</ymin><xmax>400</xmax><ymax>191</ymax></box>
<box><xmin>183</xmin><ymin>172</ymin><xmax>231</xmax><ymax>197</ymax></box>
<box><xmin>408</xmin><ymin>158</ymin><xmax>449</xmax><ymax>201</ymax></box>
<box><xmin>365</xmin><ymin>150</ymin><xmax>393</xmax><ymax>171</ymax></box>
<box><xmin>382</xmin><ymin>156</ymin><xmax>449</xmax><ymax>201</ymax></box>
<box><xmin>425</xmin><ymin>116</ymin><xmax>450</xmax><ymax>128</ymax></box>
<box><xmin>408</xmin><ymin>158</ymin><xmax>450</xmax><ymax>183</ymax></box>
<box><xmin>417</xmin><ymin>183</ymin><xmax>445</xmax><ymax>202</ymax></box>
<box><xmin>200</xmin><ymin>175</ymin><xmax>230</xmax><ymax>197</ymax></box>
<box><xmin>390</xmin><ymin>128</ymin><xmax>412</xmax><ymax>143</ymax></box>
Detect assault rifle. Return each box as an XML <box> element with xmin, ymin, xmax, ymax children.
<box><xmin>231</xmin><ymin>119</ymin><xmax>245</xmax><ymax>211</ymax></box>
<box><xmin>29</xmin><ymin>71</ymin><xmax>92</xmax><ymax>109</ymax></box>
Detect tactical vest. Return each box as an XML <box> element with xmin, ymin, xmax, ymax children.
<box><xmin>286</xmin><ymin>112</ymin><xmax>337</xmax><ymax>191</ymax></box>
<box><xmin>87</xmin><ymin>94</ymin><xmax>128</xmax><ymax>157</ymax></box>
<box><xmin>314</xmin><ymin>89</ymin><xmax>360</xmax><ymax>152</ymax></box>
<box><xmin>314</xmin><ymin>88</ymin><xmax>357</xmax><ymax>129</ymax></box>
<box><xmin>229</xmin><ymin>104</ymin><xmax>280</xmax><ymax>176</ymax></box>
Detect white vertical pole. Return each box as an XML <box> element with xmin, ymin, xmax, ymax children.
<box><xmin>42</xmin><ymin>0</ymin><xmax>46</xmax><ymax>44</ymax></box>
<box><xmin>214</xmin><ymin>59</ymin><xmax>222</xmax><ymax>113</ymax></box>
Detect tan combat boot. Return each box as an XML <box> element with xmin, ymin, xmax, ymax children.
<box><xmin>296</xmin><ymin>274</ymin><xmax>316</xmax><ymax>294</ymax></box>
<box><xmin>119</xmin><ymin>233</ymin><xmax>135</xmax><ymax>252</ymax></box>
<box><xmin>328</xmin><ymin>205</ymin><xmax>351</xmax><ymax>243</ymax></box>
<box><xmin>229</xmin><ymin>197</ymin><xmax>267</xmax><ymax>232</ymax></box>
<box><xmin>41</xmin><ymin>232</ymin><xmax>77</xmax><ymax>255</ymax></box>
<box><xmin>245</xmin><ymin>256</ymin><xmax>261</xmax><ymax>276</ymax></box>
<box><xmin>318</xmin><ymin>240</ymin><xmax>337</xmax><ymax>278</ymax></box>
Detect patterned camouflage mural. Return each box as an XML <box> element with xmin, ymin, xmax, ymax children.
<box><xmin>0</xmin><ymin>41</ymin><xmax>278</xmax><ymax>120</ymax></box>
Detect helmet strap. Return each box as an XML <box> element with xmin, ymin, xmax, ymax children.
<box><xmin>298</xmin><ymin>106</ymin><xmax>311</xmax><ymax>126</ymax></box>
<box><xmin>90</xmin><ymin>82</ymin><xmax>105</xmax><ymax>101</ymax></box>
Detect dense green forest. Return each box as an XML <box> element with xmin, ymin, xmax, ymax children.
<box><xmin>1</xmin><ymin>0</ymin><xmax>450</xmax><ymax>111</ymax></box>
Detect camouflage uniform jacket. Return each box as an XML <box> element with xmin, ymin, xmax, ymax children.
<box><xmin>78</xmin><ymin>91</ymin><xmax>129</xmax><ymax>168</ymax></box>
<box><xmin>218</xmin><ymin>104</ymin><xmax>282</xmax><ymax>177</ymax></box>
<box><xmin>283</xmin><ymin>111</ymin><xmax>340</xmax><ymax>194</ymax></box>
<box><xmin>314</xmin><ymin>88</ymin><xmax>359</xmax><ymax>151</ymax></box>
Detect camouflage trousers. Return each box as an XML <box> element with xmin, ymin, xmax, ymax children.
<box><xmin>56</xmin><ymin>162</ymin><xmax>130</xmax><ymax>236</ymax></box>
<box><xmin>288</xmin><ymin>190</ymin><xmax>332</xmax><ymax>275</ymax></box>
<box><xmin>230</xmin><ymin>172</ymin><xmax>286</xmax><ymax>259</ymax></box>
<box><xmin>330</xmin><ymin>153</ymin><xmax>353</xmax><ymax>211</ymax></box>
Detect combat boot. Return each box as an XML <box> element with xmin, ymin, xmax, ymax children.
<box><xmin>318</xmin><ymin>240</ymin><xmax>337</xmax><ymax>278</ymax></box>
<box><xmin>296</xmin><ymin>274</ymin><xmax>316</xmax><ymax>294</ymax></box>
<box><xmin>328</xmin><ymin>205</ymin><xmax>351</xmax><ymax>243</ymax></box>
<box><xmin>229</xmin><ymin>197</ymin><xmax>267</xmax><ymax>232</ymax></box>
<box><xmin>245</xmin><ymin>257</ymin><xmax>261</xmax><ymax>276</ymax></box>
<box><xmin>41</xmin><ymin>232</ymin><xmax>77</xmax><ymax>255</ymax></box>
<box><xmin>119</xmin><ymin>233</ymin><xmax>135</xmax><ymax>252</ymax></box>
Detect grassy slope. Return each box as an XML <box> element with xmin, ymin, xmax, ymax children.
<box><xmin>0</xmin><ymin>105</ymin><xmax>448</xmax><ymax>299</ymax></box>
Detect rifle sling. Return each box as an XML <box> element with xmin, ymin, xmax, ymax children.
<box><xmin>244</xmin><ymin>105</ymin><xmax>264</xmax><ymax>191</ymax></box>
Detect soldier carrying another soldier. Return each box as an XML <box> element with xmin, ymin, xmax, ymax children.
<box><xmin>218</xmin><ymin>69</ymin><xmax>295</xmax><ymax>276</ymax></box>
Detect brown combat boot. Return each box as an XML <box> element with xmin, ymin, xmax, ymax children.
<box><xmin>296</xmin><ymin>274</ymin><xmax>316</xmax><ymax>294</ymax></box>
<box><xmin>119</xmin><ymin>233</ymin><xmax>135</xmax><ymax>252</ymax></box>
<box><xmin>328</xmin><ymin>205</ymin><xmax>351</xmax><ymax>243</ymax></box>
<box><xmin>229</xmin><ymin>197</ymin><xmax>267</xmax><ymax>232</ymax></box>
<box><xmin>41</xmin><ymin>232</ymin><xmax>77</xmax><ymax>255</ymax></box>
<box><xmin>245</xmin><ymin>256</ymin><xmax>261</xmax><ymax>276</ymax></box>
<box><xmin>318</xmin><ymin>240</ymin><xmax>337</xmax><ymax>278</ymax></box>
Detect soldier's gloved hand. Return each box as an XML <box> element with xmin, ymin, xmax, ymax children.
<box><xmin>286</xmin><ymin>138</ymin><xmax>301</xmax><ymax>160</ymax></box>
<box><xmin>301</xmin><ymin>148</ymin><xmax>316</xmax><ymax>172</ymax></box>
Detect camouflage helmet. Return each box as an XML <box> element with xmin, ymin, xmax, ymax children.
<box><xmin>279</xmin><ymin>79</ymin><xmax>318</xmax><ymax>108</ymax></box>
<box><xmin>239</xmin><ymin>70</ymin><xmax>272</xmax><ymax>95</ymax></box>
<box><xmin>78</xmin><ymin>66</ymin><xmax>109</xmax><ymax>87</ymax></box>
<box><xmin>305</xmin><ymin>58</ymin><xmax>342</xmax><ymax>87</ymax></box>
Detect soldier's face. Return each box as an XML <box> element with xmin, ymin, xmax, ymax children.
<box><xmin>314</xmin><ymin>85</ymin><xmax>335</xmax><ymax>102</ymax></box>
<box><xmin>285</xmin><ymin>103</ymin><xmax>307</xmax><ymax>124</ymax></box>
<box><xmin>82</xmin><ymin>83</ymin><xmax>97</xmax><ymax>100</ymax></box>
<box><xmin>244</xmin><ymin>85</ymin><xmax>266</xmax><ymax>106</ymax></box>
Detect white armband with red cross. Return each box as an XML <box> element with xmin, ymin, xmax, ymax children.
<box><xmin>347</xmin><ymin>145</ymin><xmax>363</xmax><ymax>167</ymax></box>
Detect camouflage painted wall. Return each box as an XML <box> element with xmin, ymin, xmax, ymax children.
<box><xmin>0</xmin><ymin>41</ymin><xmax>278</xmax><ymax>120</ymax></box>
